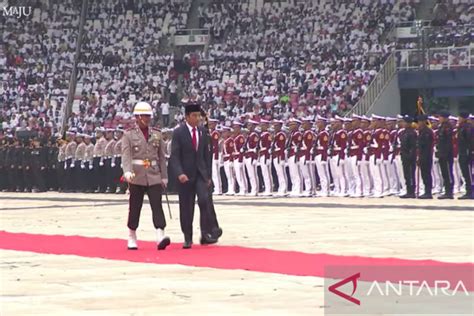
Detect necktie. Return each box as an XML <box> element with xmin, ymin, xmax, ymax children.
<box><xmin>192</xmin><ymin>127</ymin><xmax>197</xmax><ymax>151</ymax></box>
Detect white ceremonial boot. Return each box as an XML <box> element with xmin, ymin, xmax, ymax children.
<box><xmin>128</xmin><ymin>229</ymin><xmax>138</xmax><ymax>250</ymax></box>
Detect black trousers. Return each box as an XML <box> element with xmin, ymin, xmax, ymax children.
<box><xmin>93</xmin><ymin>157</ymin><xmax>106</xmax><ymax>192</ymax></box>
<box><xmin>459</xmin><ymin>155</ymin><xmax>472</xmax><ymax>194</ymax></box>
<box><xmin>32</xmin><ymin>166</ymin><xmax>46</xmax><ymax>191</ymax></box>
<box><xmin>48</xmin><ymin>166</ymin><xmax>58</xmax><ymax>190</ymax></box>
<box><xmin>127</xmin><ymin>183</ymin><xmax>166</xmax><ymax>230</ymax></box>
<box><xmin>23</xmin><ymin>167</ymin><xmax>32</xmax><ymax>191</ymax></box>
<box><xmin>439</xmin><ymin>156</ymin><xmax>454</xmax><ymax>195</ymax></box>
<box><xmin>64</xmin><ymin>158</ymin><xmax>73</xmax><ymax>191</ymax></box>
<box><xmin>402</xmin><ymin>157</ymin><xmax>416</xmax><ymax>194</ymax></box>
<box><xmin>57</xmin><ymin>162</ymin><xmax>65</xmax><ymax>191</ymax></box>
<box><xmin>419</xmin><ymin>158</ymin><xmax>433</xmax><ymax>195</ymax></box>
<box><xmin>0</xmin><ymin>167</ymin><xmax>7</xmax><ymax>190</ymax></box>
<box><xmin>177</xmin><ymin>176</ymin><xmax>214</xmax><ymax>242</ymax></box>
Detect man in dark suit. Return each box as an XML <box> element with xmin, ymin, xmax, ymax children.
<box><xmin>170</xmin><ymin>103</ymin><xmax>218</xmax><ymax>249</ymax></box>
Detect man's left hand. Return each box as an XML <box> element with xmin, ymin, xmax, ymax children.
<box><xmin>161</xmin><ymin>179</ymin><xmax>168</xmax><ymax>189</ymax></box>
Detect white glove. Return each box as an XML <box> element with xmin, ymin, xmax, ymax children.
<box><xmin>89</xmin><ymin>164</ymin><xmax>93</xmax><ymax>170</ymax></box>
<box><xmin>99</xmin><ymin>161</ymin><xmax>104</xmax><ymax>167</ymax></box>
<box><xmin>64</xmin><ymin>162</ymin><xmax>67</xmax><ymax>170</ymax></box>
<box><xmin>41</xmin><ymin>166</ymin><xmax>45</xmax><ymax>170</ymax></box>
<box><xmin>252</xmin><ymin>159</ymin><xmax>258</xmax><ymax>166</ymax></box>
<box><xmin>81</xmin><ymin>163</ymin><xmax>85</xmax><ymax>169</ymax></box>
<box><xmin>123</xmin><ymin>171</ymin><xmax>135</xmax><ymax>182</ymax></box>
<box><xmin>434</xmin><ymin>157</ymin><xmax>439</xmax><ymax>163</ymax></box>
<box><xmin>111</xmin><ymin>163</ymin><xmax>116</xmax><ymax>168</ymax></box>
<box><xmin>363</xmin><ymin>148</ymin><xmax>368</xmax><ymax>155</ymax></box>
<box><xmin>70</xmin><ymin>163</ymin><xmax>75</xmax><ymax>168</ymax></box>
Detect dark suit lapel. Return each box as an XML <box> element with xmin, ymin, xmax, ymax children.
<box><xmin>182</xmin><ymin>124</ymin><xmax>192</xmax><ymax>146</ymax></box>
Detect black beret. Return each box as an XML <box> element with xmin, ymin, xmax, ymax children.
<box><xmin>403</xmin><ymin>115</ymin><xmax>413</xmax><ymax>123</ymax></box>
<box><xmin>459</xmin><ymin>112</ymin><xmax>469</xmax><ymax>119</ymax></box>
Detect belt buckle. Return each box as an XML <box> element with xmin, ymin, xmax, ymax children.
<box><xmin>143</xmin><ymin>159</ymin><xmax>151</xmax><ymax>169</ymax></box>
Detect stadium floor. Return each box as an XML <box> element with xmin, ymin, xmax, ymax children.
<box><xmin>1</xmin><ymin>192</ymin><xmax>473</xmax><ymax>315</ymax></box>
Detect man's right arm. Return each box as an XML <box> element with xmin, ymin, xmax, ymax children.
<box><xmin>170</xmin><ymin>128</ymin><xmax>184</xmax><ymax>178</ymax></box>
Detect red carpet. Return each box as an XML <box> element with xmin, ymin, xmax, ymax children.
<box><xmin>1</xmin><ymin>230</ymin><xmax>472</xmax><ymax>290</ymax></box>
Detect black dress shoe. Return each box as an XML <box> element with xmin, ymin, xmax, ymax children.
<box><xmin>458</xmin><ymin>193</ymin><xmax>472</xmax><ymax>200</ymax></box>
<box><xmin>438</xmin><ymin>194</ymin><xmax>454</xmax><ymax>200</ymax></box>
<box><xmin>212</xmin><ymin>227</ymin><xmax>223</xmax><ymax>239</ymax></box>
<box><xmin>200</xmin><ymin>234</ymin><xmax>218</xmax><ymax>245</ymax></box>
<box><xmin>418</xmin><ymin>193</ymin><xmax>433</xmax><ymax>199</ymax></box>
<box><xmin>400</xmin><ymin>193</ymin><xmax>416</xmax><ymax>199</ymax></box>
<box><xmin>157</xmin><ymin>237</ymin><xmax>170</xmax><ymax>250</ymax></box>
<box><xmin>182</xmin><ymin>240</ymin><xmax>192</xmax><ymax>249</ymax></box>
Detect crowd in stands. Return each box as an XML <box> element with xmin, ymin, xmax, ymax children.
<box><xmin>1</xmin><ymin>0</ymin><xmax>470</xmax><ymax>138</ymax></box>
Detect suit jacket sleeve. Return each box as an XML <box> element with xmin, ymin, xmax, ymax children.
<box><xmin>203</xmin><ymin>128</ymin><xmax>212</xmax><ymax>177</ymax></box>
<box><xmin>159</xmin><ymin>137</ymin><xmax>168</xmax><ymax>180</ymax></box>
<box><xmin>170</xmin><ymin>127</ymin><xmax>184</xmax><ymax>177</ymax></box>
<box><xmin>121</xmin><ymin>133</ymin><xmax>132</xmax><ymax>174</ymax></box>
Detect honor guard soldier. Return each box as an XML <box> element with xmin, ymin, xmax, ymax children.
<box><xmin>287</xmin><ymin>118</ymin><xmax>303</xmax><ymax>197</ymax></box>
<box><xmin>258</xmin><ymin>119</ymin><xmax>273</xmax><ymax>196</ymax></box>
<box><xmin>348</xmin><ymin>115</ymin><xmax>364</xmax><ymax>197</ymax></box>
<box><xmin>380</xmin><ymin>118</ymin><xmax>392</xmax><ymax>196</ymax></box>
<box><xmin>222</xmin><ymin>126</ymin><xmax>235</xmax><ymax>195</ymax></box>
<box><xmin>457</xmin><ymin>112</ymin><xmax>472</xmax><ymax>199</ymax></box>
<box><xmin>47</xmin><ymin>136</ymin><xmax>60</xmax><ymax>191</ymax></box>
<box><xmin>360</xmin><ymin>116</ymin><xmax>373</xmax><ymax>197</ymax></box>
<box><xmin>104</xmin><ymin>129</ymin><xmax>117</xmax><ymax>193</ymax></box>
<box><xmin>209</xmin><ymin>119</ymin><xmax>222</xmax><ymax>195</ymax></box>
<box><xmin>83</xmin><ymin>134</ymin><xmax>94</xmax><ymax>193</ymax></box>
<box><xmin>113</xmin><ymin>127</ymin><xmax>126</xmax><ymax>194</ymax></box>
<box><xmin>449</xmin><ymin>116</ymin><xmax>462</xmax><ymax>194</ymax></box>
<box><xmin>30</xmin><ymin>137</ymin><xmax>48</xmax><ymax>192</ymax></box>
<box><xmin>299</xmin><ymin>117</ymin><xmax>315</xmax><ymax>196</ymax></box>
<box><xmin>436</xmin><ymin>112</ymin><xmax>454</xmax><ymax>199</ymax></box>
<box><xmin>343</xmin><ymin>117</ymin><xmax>355</xmax><ymax>197</ymax></box>
<box><xmin>399</xmin><ymin>116</ymin><xmax>417</xmax><ymax>198</ymax></box>
<box><xmin>93</xmin><ymin>127</ymin><xmax>108</xmax><ymax>193</ymax></box>
<box><xmin>245</xmin><ymin>120</ymin><xmax>260</xmax><ymax>196</ymax></box>
<box><xmin>74</xmin><ymin>134</ymin><xmax>86</xmax><ymax>192</ymax></box>
<box><xmin>64</xmin><ymin>129</ymin><xmax>78</xmax><ymax>192</ymax></box>
<box><xmin>393</xmin><ymin>115</ymin><xmax>407</xmax><ymax>196</ymax></box>
<box><xmin>329</xmin><ymin>116</ymin><xmax>348</xmax><ymax>197</ymax></box>
<box><xmin>57</xmin><ymin>136</ymin><xmax>67</xmax><ymax>192</ymax></box>
<box><xmin>314</xmin><ymin>115</ymin><xmax>330</xmax><ymax>197</ymax></box>
<box><xmin>417</xmin><ymin>114</ymin><xmax>435</xmax><ymax>199</ymax></box>
<box><xmin>429</xmin><ymin>116</ymin><xmax>443</xmax><ymax>195</ymax></box>
<box><xmin>232</xmin><ymin>121</ymin><xmax>247</xmax><ymax>195</ymax></box>
<box><xmin>386</xmin><ymin>117</ymin><xmax>401</xmax><ymax>195</ymax></box>
<box><xmin>121</xmin><ymin>102</ymin><xmax>170</xmax><ymax>251</ymax></box>
<box><xmin>368</xmin><ymin>115</ymin><xmax>387</xmax><ymax>198</ymax></box>
<box><xmin>5</xmin><ymin>135</ymin><xmax>18</xmax><ymax>191</ymax></box>
<box><xmin>271</xmin><ymin>119</ymin><xmax>287</xmax><ymax>196</ymax></box>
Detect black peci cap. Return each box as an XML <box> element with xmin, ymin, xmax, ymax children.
<box><xmin>185</xmin><ymin>102</ymin><xmax>201</xmax><ymax>114</ymax></box>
